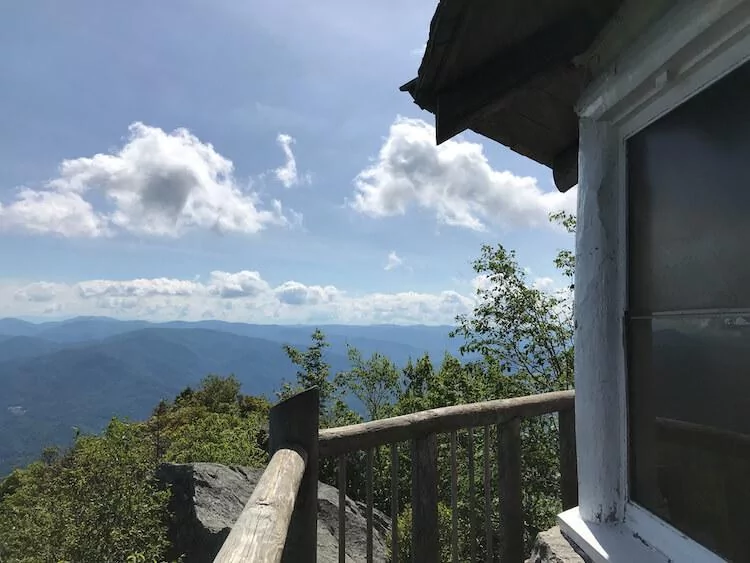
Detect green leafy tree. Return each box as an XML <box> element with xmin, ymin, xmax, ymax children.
<box><xmin>447</xmin><ymin>211</ymin><xmax>577</xmax><ymax>551</ymax></box>
<box><xmin>0</xmin><ymin>374</ymin><xmax>268</xmax><ymax>562</ymax></box>
<box><xmin>0</xmin><ymin>421</ymin><xmax>170</xmax><ymax>563</ymax></box>
<box><xmin>336</xmin><ymin>346</ymin><xmax>401</xmax><ymax>421</ymax></box>
<box><xmin>278</xmin><ymin>329</ymin><xmax>335</xmax><ymax>423</ymax></box>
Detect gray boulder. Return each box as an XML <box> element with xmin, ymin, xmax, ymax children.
<box><xmin>157</xmin><ymin>462</ymin><xmax>390</xmax><ymax>563</ymax></box>
<box><xmin>526</xmin><ymin>526</ymin><xmax>590</xmax><ymax>563</ymax></box>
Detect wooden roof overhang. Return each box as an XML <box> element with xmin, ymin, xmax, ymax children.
<box><xmin>401</xmin><ymin>0</ymin><xmax>627</xmax><ymax>192</ymax></box>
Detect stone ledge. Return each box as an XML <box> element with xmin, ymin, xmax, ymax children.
<box><xmin>526</xmin><ymin>526</ymin><xmax>591</xmax><ymax>563</ymax></box>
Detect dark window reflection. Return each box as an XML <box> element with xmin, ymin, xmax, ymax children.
<box><xmin>629</xmin><ymin>316</ymin><xmax>750</xmax><ymax>560</ymax></box>
<box><xmin>627</xmin><ymin>60</ymin><xmax>750</xmax><ymax>561</ymax></box>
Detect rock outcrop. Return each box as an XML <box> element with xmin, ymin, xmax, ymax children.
<box><xmin>157</xmin><ymin>462</ymin><xmax>390</xmax><ymax>563</ymax></box>
<box><xmin>526</xmin><ymin>526</ymin><xmax>590</xmax><ymax>563</ymax></box>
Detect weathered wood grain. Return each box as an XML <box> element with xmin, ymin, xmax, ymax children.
<box><xmin>338</xmin><ymin>455</ymin><xmax>347</xmax><ymax>563</ymax></box>
<box><xmin>390</xmin><ymin>443</ymin><xmax>399</xmax><ymax>563</ymax></box>
<box><xmin>269</xmin><ymin>387</ymin><xmax>319</xmax><ymax>563</ymax></box>
<box><xmin>558</xmin><ymin>408</ymin><xmax>578</xmax><ymax>510</ymax></box>
<box><xmin>450</xmin><ymin>430</ymin><xmax>458</xmax><ymax>563</ymax></box>
<box><xmin>467</xmin><ymin>427</ymin><xmax>477</xmax><ymax>562</ymax></box>
<box><xmin>483</xmin><ymin>425</ymin><xmax>492</xmax><ymax>563</ymax></box>
<box><xmin>498</xmin><ymin>419</ymin><xmax>523</xmax><ymax>563</ymax></box>
<box><xmin>319</xmin><ymin>391</ymin><xmax>574</xmax><ymax>456</ymax></box>
<box><xmin>213</xmin><ymin>446</ymin><xmax>307</xmax><ymax>563</ymax></box>
<box><xmin>366</xmin><ymin>448</ymin><xmax>374</xmax><ymax>563</ymax></box>
<box><xmin>411</xmin><ymin>434</ymin><xmax>439</xmax><ymax>563</ymax></box>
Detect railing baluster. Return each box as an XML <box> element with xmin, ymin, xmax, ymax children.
<box><xmin>391</xmin><ymin>442</ymin><xmax>399</xmax><ymax>563</ymax></box>
<box><xmin>366</xmin><ymin>448</ymin><xmax>374</xmax><ymax>563</ymax></box>
<box><xmin>468</xmin><ymin>428</ymin><xmax>477</xmax><ymax>563</ymax></box>
<box><xmin>338</xmin><ymin>454</ymin><xmax>347</xmax><ymax>563</ymax></box>
<box><xmin>411</xmin><ymin>434</ymin><xmax>439</xmax><ymax>563</ymax></box>
<box><xmin>483</xmin><ymin>425</ymin><xmax>492</xmax><ymax>562</ymax></box>
<box><xmin>558</xmin><ymin>408</ymin><xmax>578</xmax><ymax>510</ymax></box>
<box><xmin>450</xmin><ymin>430</ymin><xmax>458</xmax><ymax>563</ymax></box>
<box><xmin>498</xmin><ymin>419</ymin><xmax>523</xmax><ymax>563</ymax></box>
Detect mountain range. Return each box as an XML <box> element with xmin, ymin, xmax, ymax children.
<box><xmin>0</xmin><ymin>316</ymin><xmax>462</xmax><ymax>475</ymax></box>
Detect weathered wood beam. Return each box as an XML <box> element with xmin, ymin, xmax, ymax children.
<box><xmin>498</xmin><ymin>419</ymin><xmax>523</xmax><ymax>563</ymax></box>
<box><xmin>319</xmin><ymin>390</ymin><xmax>574</xmax><ymax>457</ymax></box>
<box><xmin>269</xmin><ymin>387</ymin><xmax>320</xmax><ymax>563</ymax></box>
<box><xmin>411</xmin><ymin>434</ymin><xmax>439</xmax><ymax>563</ymax></box>
<box><xmin>553</xmin><ymin>143</ymin><xmax>579</xmax><ymax>193</ymax></box>
<box><xmin>559</xmin><ymin>408</ymin><xmax>579</xmax><ymax>510</ymax></box>
<box><xmin>213</xmin><ymin>446</ymin><xmax>307</xmax><ymax>563</ymax></box>
<box><xmin>434</xmin><ymin>10</ymin><xmax>597</xmax><ymax>144</ymax></box>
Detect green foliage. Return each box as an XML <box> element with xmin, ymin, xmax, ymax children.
<box><xmin>336</xmin><ymin>346</ymin><xmax>400</xmax><ymax>421</ymax></box>
<box><xmin>392</xmin><ymin>503</ymin><xmax>453</xmax><ymax>562</ymax></box>
<box><xmin>452</xmin><ymin>228</ymin><xmax>574</xmax><ymax>394</ymax></box>
<box><xmin>0</xmin><ymin>421</ymin><xmax>170</xmax><ymax>563</ymax></box>
<box><xmin>0</xmin><ymin>374</ymin><xmax>269</xmax><ymax>563</ymax></box>
<box><xmin>278</xmin><ymin>329</ymin><xmax>335</xmax><ymax>424</ymax></box>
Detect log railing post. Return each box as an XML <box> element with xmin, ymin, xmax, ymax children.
<box><xmin>411</xmin><ymin>433</ymin><xmax>438</xmax><ymax>563</ymax></box>
<box><xmin>498</xmin><ymin>419</ymin><xmax>522</xmax><ymax>563</ymax></box>
<box><xmin>269</xmin><ymin>387</ymin><xmax>320</xmax><ymax>563</ymax></box>
<box><xmin>558</xmin><ymin>408</ymin><xmax>578</xmax><ymax>511</ymax></box>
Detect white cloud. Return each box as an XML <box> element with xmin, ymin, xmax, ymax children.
<box><xmin>384</xmin><ymin>251</ymin><xmax>404</xmax><ymax>271</ymax></box>
<box><xmin>274</xmin><ymin>281</ymin><xmax>340</xmax><ymax>305</ymax></box>
<box><xmin>0</xmin><ymin>189</ymin><xmax>106</xmax><ymax>237</ymax></box>
<box><xmin>76</xmin><ymin>278</ymin><xmax>202</xmax><ymax>299</ymax></box>
<box><xmin>206</xmin><ymin>270</ymin><xmax>271</xmax><ymax>299</ymax></box>
<box><xmin>274</xmin><ymin>133</ymin><xmax>310</xmax><ymax>188</ymax></box>
<box><xmin>4</xmin><ymin>271</ymin><xmax>477</xmax><ymax>325</ymax></box>
<box><xmin>351</xmin><ymin>117</ymin><xmax>576</xmax><ymax>231</ymax></box>
<box><xmin>14</xmin><ymin>282</ymin><xmax>65</xmax><ymax>303</ymax></box>
<box><xmin>0</xmin><ymin>123</ymin><xmax>293</xmax><ymax>238</ymax></box>
<box><xmin>532</xmin><ymin>277</ymin><xmax>556</xmax><ymax>292</ymax></box>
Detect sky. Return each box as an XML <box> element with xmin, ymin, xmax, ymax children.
<box><xmin>0</xmin><ymin>0</ymin><xmax>576</xmax><ymax>325</ymax></box>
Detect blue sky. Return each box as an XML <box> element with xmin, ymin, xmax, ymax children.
<box><xmin>0</xmin><ymin>0</ymin><xmax>575</xmax><ymax>324</ymax></box>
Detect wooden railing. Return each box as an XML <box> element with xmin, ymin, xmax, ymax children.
<box><xmin>214</xmin><ymin>388</ymin><xmax>319</xmax><ymax>563</ymax></box>
<box><xmin>214</xmin><ymin>387</ymin><xmax>577</xmax><ymax>563</ymax></box>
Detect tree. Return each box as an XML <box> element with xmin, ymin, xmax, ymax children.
<box><xmin>193</xmin><ymin>374</ymin><xmax>242</xmax><ymax>412</ymax></box>
<box><xmin>448</xmin><ymin>211</ymin><xmax>577</xmax><ymax>551</ymax></box>
<box><xmin>336</xmin><ymin>346</ymin><xmax>401</xmax><ymax>421</ymax></box>
<box><xmin>0</xmin><ymin>421</ymin><xmax>170</xmax><ymax>563</ymax></box>
<box><xmin>278</xmin><ymin>329</ymin><xmax>335</xmax><ymax>422</ymax></box>
<box><xmin>452</xmin><ymin>212</ymin><xmax>575</xmax><ymax>394</ymax></box>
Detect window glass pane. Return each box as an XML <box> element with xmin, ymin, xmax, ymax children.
<box><xmin>629</xmin><ymin>315</ymin><xmax>750</xmax><ymax>560</ymax></box>
<box><xmin>628</xmin><ymin>61</ymin><xmax>750</xmax><ymax>314</ymax></box>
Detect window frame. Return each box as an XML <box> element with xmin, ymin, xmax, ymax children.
<box><xmin>558</xmin><ymin>1</ymin><xmax>750</xmax><ymax>561</ymax></box>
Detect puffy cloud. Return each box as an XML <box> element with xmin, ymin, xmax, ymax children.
<box><xmin>0</xmin><ymin>190</ymin><xmax>106</xmax><ymax>237</ymax></box>
<box><xmin>351</xmin><ymin>117</ymin><xmax>576</xmax><ymax>231</ymax></box>
<box><xmin>76</xmin><ymin>278</ymin><xmax>201</xmax><ymax>299</ymax></box>
<box><xmin>14</xmin><ymin>282</ymin><xmax>65</xmax><ymax>303</ymax></box>
<box><xmin>206</xmin><ymin>270</ymin><xmax>271</xmax><ymax>299</ymax></box>
<box><xmin>384</xmin><ymin>251</ymin><xmax>403</xmax><ymax>271</ymax></box>
<box><xmin>274</xmin><ymin>281</ymin><xmax>340</xmax><ymax>305</ymax></box>
<box><xmin>0</xmin><ymin>123</ymin><xmax>293</xmax><ymax>238</ymax></box>
<box><xmin>0</xmin><ymin>271</ymin><xmax>477</xmax><ymax>325</ymax></box>
<box><xmin>274</xmin><ymin>133</ymin><xmax>309</xmax><ymax>188</ymax></box>
<box><xmin>532</xmin><ymin>277</ymin><xmax>556</xmax><ymax>292</ymax></box>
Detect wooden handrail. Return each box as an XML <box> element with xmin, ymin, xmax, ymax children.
<box><xmin>215</xmin><ymin>387</ymin><xmax>319</xmax><ymax>563</ymax></box>
<box><xmin>213</xmin><ymin>445</ymin><xmax>307</xmax><ymax>563</ymax></box>
<box><xmin>318</xmin><ymin>390</ymin><xmax>574</xmax><ymax>457</ymax></box>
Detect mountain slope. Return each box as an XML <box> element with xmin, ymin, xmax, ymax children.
<box><xmin>0</xmin><ymin>318</ymin><xmax>460</xmax><ymax>475</ymax></box>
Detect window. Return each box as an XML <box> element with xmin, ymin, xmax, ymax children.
<box><xmin>627</xmin><ymin>59</ymin><xmax>750</xmax><ymax>561</ymax></box>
